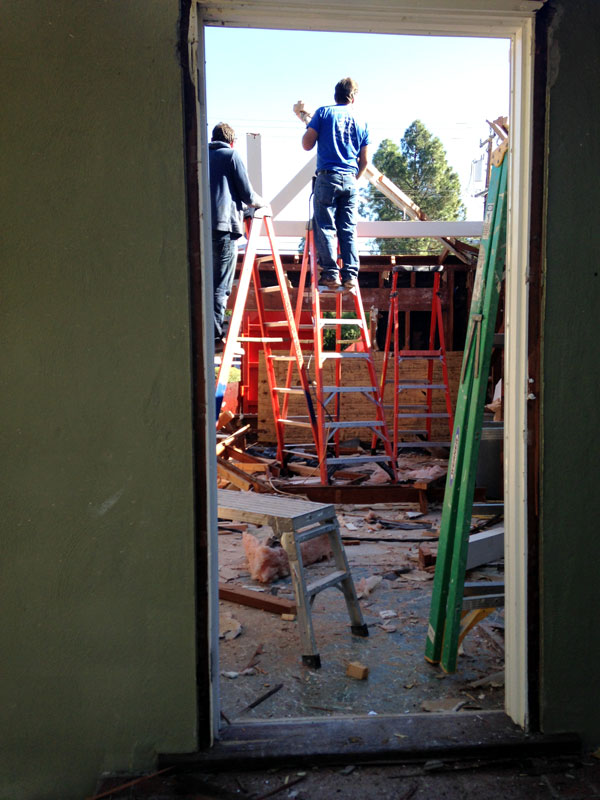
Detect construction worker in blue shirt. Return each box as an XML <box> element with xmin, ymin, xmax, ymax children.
<box><xmin>299</xmin><ymin>78</ymin><xmax>369</xmax><ymax>291</ymax></box>
<box><xmin>208</xmin><ymin>122</ymin><xmax>265</xmax><ymax>353</ymax></box>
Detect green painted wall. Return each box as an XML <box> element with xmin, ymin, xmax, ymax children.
<box><xmin>1</xmin><ymin>2</ymin><xmax>198</xmax><ymax>797</ymax></box>
<box><xmin>540</xmin><ymin>0</ymin><xmax>600</xmax><ymax>744</ymax></box>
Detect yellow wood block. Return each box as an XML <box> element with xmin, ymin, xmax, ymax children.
<box><xmin>346</xmin><ymin>661</ymin><xmax>369</xmax><ymax>680</ymax></box>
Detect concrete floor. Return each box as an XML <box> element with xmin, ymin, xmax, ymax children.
<box><xmin>218</xmin><ymin>502</ymin><xmax>505</xmax><ymax>723</ymax></box>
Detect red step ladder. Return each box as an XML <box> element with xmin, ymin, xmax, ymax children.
<box><xmin>215</xmin><ymin>208</ymin><xmax>318</xmax><ymax>466</ymax></box>
<box><xmin>283</xmin><ymin>225</ymin><xmax>397</xmax><ymax>484</ymax></box>
<box><xmin>378</xmin><ymin>265</ymin><xmax>454</xmax><ymax>455</ymax></box>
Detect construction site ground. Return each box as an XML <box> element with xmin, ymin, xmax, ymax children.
<box><xmin>217</xmin><ymin>501</ymin><xmax>505</xmax><ymax>723</ymax></box>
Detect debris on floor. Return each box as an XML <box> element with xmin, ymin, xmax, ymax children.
<box><xmin>218</xmin><ymin>498</ymin><xmax>505</xmax><ymax>721</ymax></box>
<box><xmin>243</xmin><ymin>530</ymin><xmax>332</xmax><ymax>583</ymax></box>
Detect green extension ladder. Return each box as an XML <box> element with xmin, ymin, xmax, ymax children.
<box><xmin>425</xmin><ymin>141</ymin><xmax>508</xmax><ymax>673</ymax></box>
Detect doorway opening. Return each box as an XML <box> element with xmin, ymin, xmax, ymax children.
<box><xmin>193</xmin><ymin>4</ymin><xmax>536</xmax><ymax>746</ymax></box>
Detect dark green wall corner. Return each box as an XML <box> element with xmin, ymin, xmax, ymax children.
<box><xmin>1</xmin><ymin>2</ymin><xmax>198</xmax><ymax>797</ymax></box>
<box><xmin>540</xmin><ymin>0</ymin><xmax>600</xmax><ymax>745</ymax></box>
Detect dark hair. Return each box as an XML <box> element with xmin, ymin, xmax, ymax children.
<box><xmin>334</xmin><ymin>77</ymin><xmax>358</xmax><ymax>104</ymax></box>
<box><xmin>212</xmin><ymin>122</ymin><xmax>235</xmax><ymax>144</ymax></box>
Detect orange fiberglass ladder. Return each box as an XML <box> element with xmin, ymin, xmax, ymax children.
<box><xmin>378</xmin><ymin>264</ymin><xmax>454</xmax><ymax>455</ymax></box>
<box><xmin>215</xmin><ymin>207</ymin><xmax>319</xmax><ymax>466</ymax></box>
<box><xmin>282</xmin><ymin>224</ymin><xmax>398</xmax><ymax>485</ymax></box>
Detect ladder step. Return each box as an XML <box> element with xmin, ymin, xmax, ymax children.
<box><xmin>239</xmin><ymin>336</ymin><xmax>285</xmax><ymax>343</ymax></box>
<box><xmin>265</xmin><ymin>321</ymin><xmax>314</xmax><ymax>329</ymax></box>
<box><xmin>282</xmin><ymin>448</ymin><xmax>318</xmax><ymax>459</ymax></box>
<box><xmin>325</xmin><ymin>454</ymin><xmax>394</xmax><ymax>465</ymax></box>
<box><xmin>395</xmin><ymin>383</ymin><xmax>448</xmax><ymax>390</ymax></box>
<box><xmin>274</xmin><ymin>387</ymin><xmax>306</xmax><ymax>394</ymax></box>
<box><xmin>396</xmin><ymin>412</ymin><xmax>450</xmax><ymax>418</ymax></box>
<box><xmin>270</xmin><ymin>355</ymin><xmax>295</xmax><ymax>361</ymax></box>
<box><xmin>259</xmin><ymin>284</ymin><xmax>288</xmax><ymax>293</ymax></box>
<box><xmin>385</xmin><ymin>378</ymin><xmax>447</xmax><ymax>392</ymax></box>
<box><xmin>321</xmin><ymin>353</ymin><xmax>370</xmax><ymax>360</ymax></box>
<box><xmin>319</xmin><ymin>318</ymin><xmax>364</xmax><ymax>327</ymax></box>
<box><xmin>396</xmin><ymin>441</ymin><xmax>451</xmax><ymax>448</ymax></box>
<box><xmin>295</xmin><ymin>523</ymin><xmax>337</xmax><ymax>544</ymax></box>
<box><xmin>398</xmin><ymin>350</ymin><xmax>443</xmax><ymax>358</ymax></box>
<box><xmin>324</xmin><ymin>420</ymin><xmax>384</xmax><ymax>429</ymax></box>
<box><xmin>306</xmin><ymin>570</ymin><xmax>348</xmax><ymax>597</ymax></box>
<box><xmin>279</xmin><ymin>418</ymin><xmax>314</xmax><ymax>428</ymax></box>
<box><xmin>322</xmin><ymin>386</ymin><xmax>378</xmax><ymax>393</ymax></box>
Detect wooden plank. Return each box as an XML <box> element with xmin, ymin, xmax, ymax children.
<box><xmin>216</xmin><ymin>457</ymin><xmax>271</xmax><ymax>492</ymax></box>
<box><xmin>216</xmin><ymin>424</ymin><xmax>251</xmax><ymax>456</ymax></box>
<box><xmin>226</xmin><ymin>460</ymin><xmax>270</xmax><ymax>475</ymax></box>
<box><xmin>222</xmin><ymin>446</ymin><xmax>277</xmax><ymax>466</ymax></box>
<box><xmin>219</xmin><ymin>583</ymin><xmax>296</xmax><ymax>615</ymax></box>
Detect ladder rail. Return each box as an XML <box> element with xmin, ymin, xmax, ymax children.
<box><xmin>215</xmin><ymin>213</ymin><xmax>263</xmax><ymax>419</ymax></box>
<box><xmin>425</xmin><ymin>150</ymin><xmax>508</xmax><ymax>672</ymax></box>
<box><xmin>215</xmin><ymin>210</ymin><xmax>318</xmax><ymax>469</ymax></box>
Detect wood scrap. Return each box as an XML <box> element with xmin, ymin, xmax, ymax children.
<box><xmin>218</xmin><ymin>583</ymin><xmax>296</xmax><ymax>615</ymax></box>
<box><xmin>243</xmin><ymin>643</ymin><xmax>265</xmax><ymax>671</ymax></box>
<box><xmin>341</xmin><ymin>532</ymin><xmax>438</xmax><ymax>543</ymax></box>
<box><xmin>216</xmin><ymin>423</ymin><xmax>251</xmax><ymax>456</ymax></box>
<box><xmin>218</xmin><ymin>521</ymin><xmax>248</xmax><ymax>534</ymax></box>
<box><xmin>222</xmin><ymin>445</ymin><xmax>277</xmax><ymax>466</ymax></box>
<box><xmin>244</xmin><ymin>682</ymin><xmax>283</xmax><ymax>711</ymax></box>
<box><xmin>418</xmin><ymin>543</ymin><xmax>437</xmax><ymax>571</ymax></box>
<box><xmin>216</xmin><ymin>456</ymin><xmax>271</xmax><ymax>492</ymax></box>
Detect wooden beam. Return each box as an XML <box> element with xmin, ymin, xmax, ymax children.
<box><xmin>216</xmin><ymin>424</ymin><xmax>251</xmax><ymax>456</ymax></box>
<box><xmin>216</xmin><ymin>456</ymin><xmax>271</xmax><ymax>492</ymax></box>
<box><xmin>218</xmin><ymin>582</ymin><xmax>297</xmax><ymax>615</ymax></box>
<box><xmin>272</xmin><ymin>220</ymin><xmax>483</xmax><ymax>238</ymax></box>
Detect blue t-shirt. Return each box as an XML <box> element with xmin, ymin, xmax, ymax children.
<box><xmin>307</xmin><ymin>104</ymin><xmax>370</xmax><ymax>174</ymax></box>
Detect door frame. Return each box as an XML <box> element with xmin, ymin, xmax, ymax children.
<box><xmin>189</xmin><ymin>0</ymin><xmax>540</xmax><ymax>742</ymax></box>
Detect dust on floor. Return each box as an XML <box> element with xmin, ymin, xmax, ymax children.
<box><xmin>218</xmin><ymin>502</ymin><xmax>504</xmax><ymax>723</ymax></box>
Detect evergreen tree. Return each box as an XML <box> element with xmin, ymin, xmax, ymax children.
<box><xmin>362</xmin><ymin>121</ymin><xmax>465</xmax><ymax>255</ymax></box>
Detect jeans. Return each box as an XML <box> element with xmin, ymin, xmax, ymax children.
<box><xmin>212</xmin><ymin>229</ymin><xmax>237</xmax><ymax>340</ymax></box>
<box><xmin>313</xmin><ymin>171</ymin><xmax>359</xmax><ymax>281</ymax></box>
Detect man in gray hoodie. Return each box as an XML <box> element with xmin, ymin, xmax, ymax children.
<box><xmin>208</xmin><ymin>122</ymin><xmax>264</xmax><ymax>352</ymax></box>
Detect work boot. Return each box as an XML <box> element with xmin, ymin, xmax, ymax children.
<box><xmin>343</xmin><ymin>277</ymin><xmax>358</xmax><ymax>291</ymax></box>
<box><xmin>319</xmin><ymin>275</ymin><xmax>342</xmax><ymax>290</ymax></box>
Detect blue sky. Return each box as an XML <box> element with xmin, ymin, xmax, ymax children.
<box><xmin>204</xmin><ymin>28</ymin><xmax>510</xmax><ymax>225</ymax></box>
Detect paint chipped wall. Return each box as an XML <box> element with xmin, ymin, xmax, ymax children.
<box><xmin>540</xmin><ymin>0</ymin><xmax>600</xmax><ymax>743</ymax></box>
<box><xmin>0</xmin><ymin>2</ymin><xmax>197</xmax><ymax>797</ymax></box>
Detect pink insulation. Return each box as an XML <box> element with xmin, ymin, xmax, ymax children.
<box><xmin>242</xmin><ymin>531</ymin><xmax>333</xmax><ymax>584</ymax></box>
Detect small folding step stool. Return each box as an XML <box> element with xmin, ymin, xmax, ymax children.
<box><xmin>377</xmin><ymin>264</ymin><xmax>454</xmax><ymax>456</ymax></box>
<box><xmin>217</xmin><ymin>488</ymin><xmax>368</xmax><ymax>668</ymax></box>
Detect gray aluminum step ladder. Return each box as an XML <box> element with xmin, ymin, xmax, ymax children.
<box><xmin>217</xmin><ymin>488</ymin><xmax>368</xmax><ymax>668</ymax></box>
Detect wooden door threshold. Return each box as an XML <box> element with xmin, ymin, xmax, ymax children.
<box><xmin>159</xmin><ymin>711</ymin><xmax>579</xmax><ymax>770</ymax></box>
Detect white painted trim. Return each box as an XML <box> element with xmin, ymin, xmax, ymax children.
<box><xmin>191</xmin><ymin>11</ymin><xmax>221</xmax><ymax>743</ymax></box>
<box><xmin>503</xmin><ymin>16</ymin><xmax>534</xmax><ymax>730</ymax></box>
<box><xmin>273</xmin><ymin>220</ymin><xmax>483</xmax><ymax>238</ymax></box>
<box><xmin>269</xmin><ymin>155</ymin><xmax>317</xmax><ymax>217</ymax></box>
<box><xmin>246</xmin><ymin>132</ymin><xmax>263</xmax><ymax>195</ymax></box>
<box><xmin>199</xmin><ymin>1</ymin><xmax>543</xmax><ymax>35</ymax></box>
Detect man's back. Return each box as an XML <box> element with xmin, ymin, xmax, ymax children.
<box><xmin>308</xmin><ymin>104</ymin><xmax>369</xmax><ymax>173</ymax></box>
